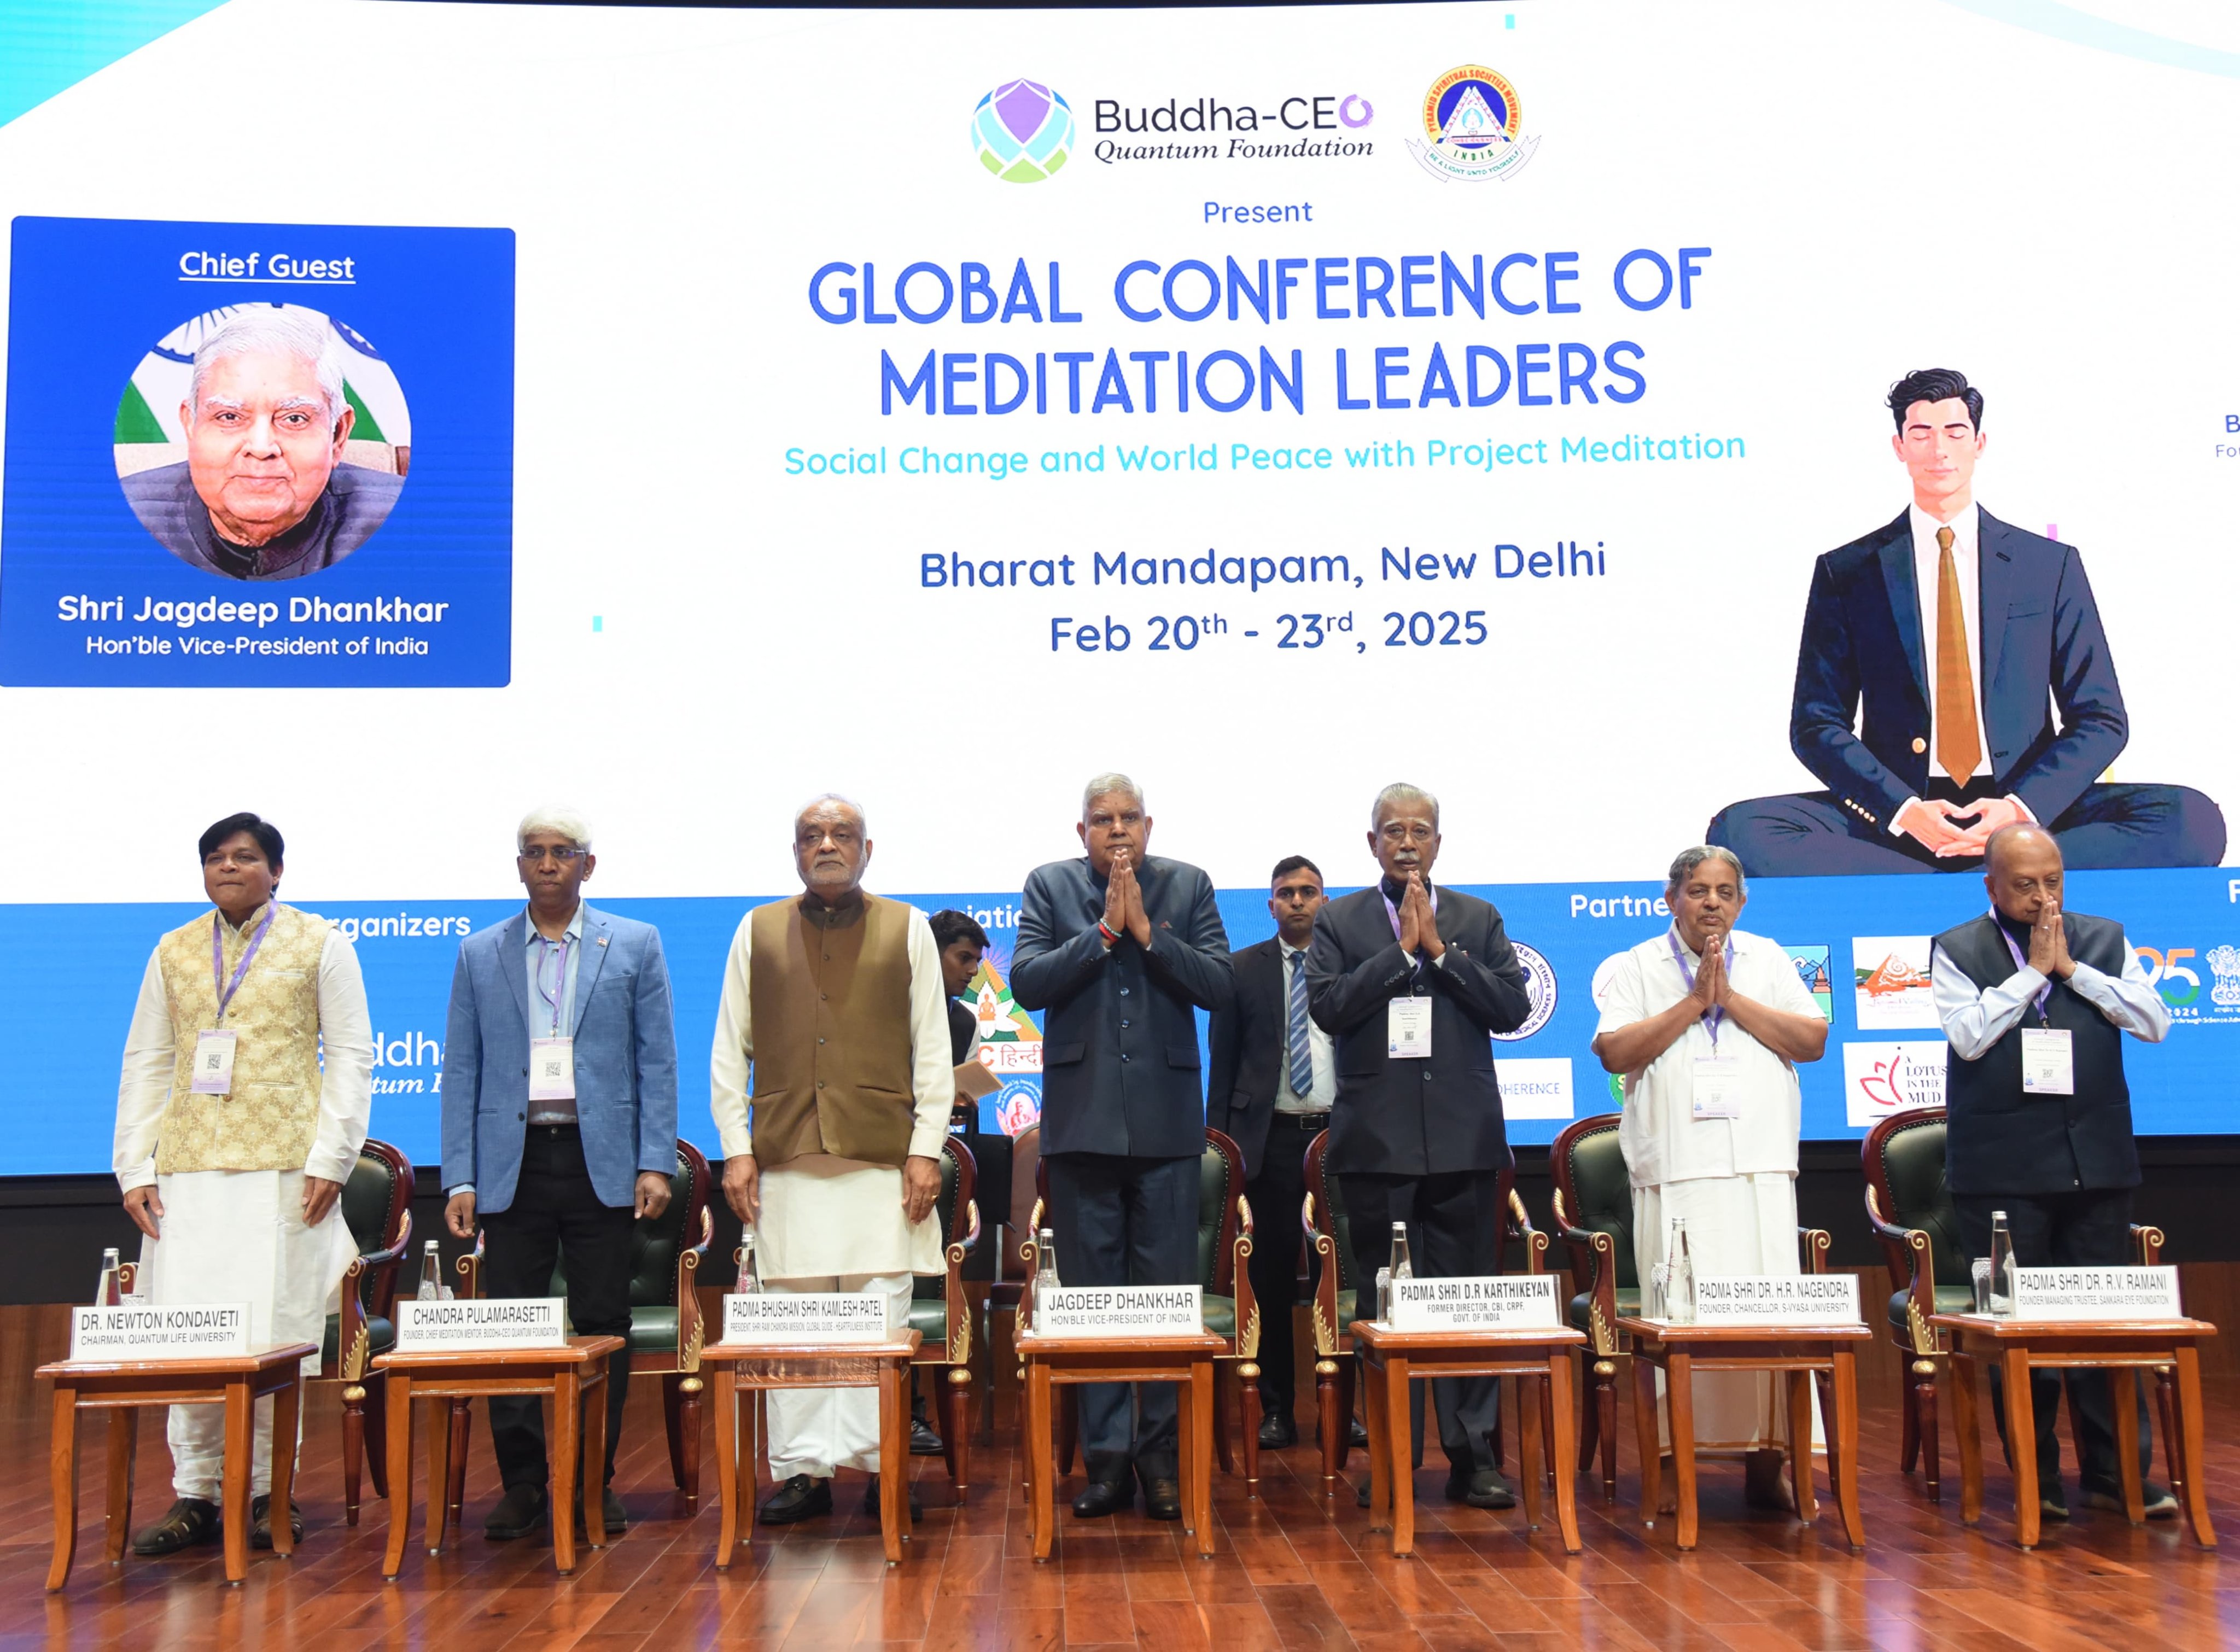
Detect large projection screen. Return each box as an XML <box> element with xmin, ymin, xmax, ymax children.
<box><xmin>2</xmin><ymin>0</ymin><xmax>2236</xmax><ymax>1174</ymax></box>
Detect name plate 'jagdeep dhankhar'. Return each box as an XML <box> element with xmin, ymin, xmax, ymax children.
<box><xmin>397</xmin><ymin>1297</ymin><xmax>567</xmax><ymax>1350</ymax></box>
<box><xmin>722</xmin><ymin>1292</ymin><xmax>891</xmax><ymax>1344</ymax></box>
<box><xmin>1690</xmin><ymin>1274</ymin><xmax>1862</xmax><ymax>1326</ymax></box>
<box><xmin>2014</xmin><ymin>1265</ymin><xmax>2183</xmax><ymax>1322</ymax></box>
<box><xmin>1035</xmin><ymin>1285</ymin><xmax>1203</xmax><ymax>1339</ymax></box>
<box><xmin>1389</xmin><ymin>1275</ymin><xmax>1560</xmax><ymax>1332</ymax></box>
<box><xmin>71</xmin><ymin>1303</ymin><xmax>250</xmax><ymax>1361</ymax></box>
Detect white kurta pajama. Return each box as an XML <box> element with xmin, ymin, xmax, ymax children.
<box><xmin>1597</xmin><ymin>925</ymin><xmax>1824</xmax><ymax>1452</ymax></box>
<box><xmin>710</xmin><ymin>904</ymin><xmax>951</xmax><ymax>1479</ymax></box>
<box><xmin>113</xmin><ymin>906</ymin><xmax>373</xmax><ymax>1501</ymax></box>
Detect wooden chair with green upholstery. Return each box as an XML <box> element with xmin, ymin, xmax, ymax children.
<box><xmin>1550</xmin><ymin>1113</ymin><xmax>1634</xmax><ymax>1504</ymax></box>
<box><xmin>453</xmin><ymin>1139</ymin><xmax>715</xmax><ymax>1516</ymax></box>
<box><xmin>907</xmin><ymin>1134</ymin><xmax>982</xmax><ymax>1501</ymax></box>
<box><xmin>318</xmin><ymin>1137</ymin><xmax>416</xmax><ymax>1525</ymax></box>
<box><xmin>1861</xmin><ymin>1106</ymin><xmax>1969</xmax><ymax>1500</ymax></box>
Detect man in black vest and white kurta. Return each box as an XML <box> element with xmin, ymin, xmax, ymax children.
<box><xmin>1932</xmin><ymin>824</ymin><xmax>2175</xmax><ymax>1521</ymax></box>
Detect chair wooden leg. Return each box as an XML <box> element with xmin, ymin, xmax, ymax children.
<box><xmin>1576</xmin><ymin>1353</ymin><xmax>1601</xmax><ymax>1473</ymax></box>
<box><xmin>1899</xmin><ymin>1350</ymin><xmax>1921</xmax><ymax>1473</ymax></box>
<box><xmin>1597</xmin><ymin>1362</ymin><xmax>1619</xmax><ymax>1505</ymax></box>
<box><xmin>1212</xmin><ymin>1366</ymin><xmax>1236</xmax><ymax>1476</ymax></box>
<box><xmin>1240</xmin><ymin>1368</ymin><xmax>1262</xmax><ymax>1497</ymax></box>
<box><xmin>1539</xmin><ymin>1368</ymin><xmax>1556</xmax><ymax>1488</ymax></box>
<box><xmin>664</xmin><ymin>1372</ymin><xmax>687</xmax><ymax>1491</ymax></box>
<box><xmin>445</xmin><ymin>1400</ymin><xmax>471</xmax><ymax>1530</ymax></box>
<box><xmin>1317</xmin><ymin>1363</ymin><xmax>1342</xmax><ymax>1496</ymax></box>
<box><xmin>1057</xmin><ymin>1386</ymin><xmax>1077</xmax><ymax>1478</ymax></box>
<box><xmin>680</xmin><ymin>1376</ymin><xmax>704</xmax><ymax>1513</ymax></box>
<box><xmin>2155</xmin><ymin>1367</ymin><xmax>2182</xmax><ymax>1507</ymax></box>
<box><xmin>943</xmin><ymin>1368</ymin><xmax>972</xmax><ymax>1501</ymax></box>
<box><xmin>364</xmin><ymin>1373</ymin><xmax>390</xmax><ymax>1501</ymax></box>
<box><xmin>342</xmin><ymin>1384</ymin><xmax>366</xmax><ymax>1527</ymax></box>
<box><xmin>1338</xmin><ymin>1358</ymin><xmax>1357</xmax><ymax>1475</ymax></box>
<box><xmin>1916</xmin><ymin>1361</ymin><xmax>1940</xmax><ymax>1502</ymax></box>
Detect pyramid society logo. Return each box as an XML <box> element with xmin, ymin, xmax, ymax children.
<box><xmin>1408</xmin><ymin>65</ymin><xmax>1538</xmax><ymax>184</ymax></box>
<box><xmin>973</xmin><ymin>79</ymin><xmax>1076</xmax><ymax>183</ymax></box>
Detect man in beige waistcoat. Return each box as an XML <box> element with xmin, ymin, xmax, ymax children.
<box><xmin>113</xmin><ymin>813</ymin><xmax>374</xmax><ymax>1555</ymax></box>
<box><xmin>711</xmin><ymin>795</ymin><xmax>952</xmax><ymax>1524</ymax></box>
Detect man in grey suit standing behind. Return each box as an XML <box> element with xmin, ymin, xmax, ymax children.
<box><xmin>440</xmin><ymin>806</ymin><xmax>679</xmax><ymax>1541</ymax></box>
<box><xmin>1013</xmin><ymin>774</ymin><xmax>1233</xmax><ymax>1522</ymax></box>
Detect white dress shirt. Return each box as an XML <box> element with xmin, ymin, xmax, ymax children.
<box><xmin>1595</xmin><ymin>927</ymin><xmax>1821</xmax><ymax>1189</ymax></box>
<box><xmin>113</xmin><ymin>914</ymin><xmax>375</xmax><ymax>1192</ymax></box>
<box><xmin>1930</xmin><ymin>923</ymin><xmax>2170</xmax><ymax>1059</ymax></box>
<box><xmin>1273</xmin><ymin>942</ymin><xmax>1336</xmax><ymax>1113</ymax></box>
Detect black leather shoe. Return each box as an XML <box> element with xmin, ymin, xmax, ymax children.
<box><xmin>1355</xmin><ymin>1478</ymin><xmax>1373</xmax><ymax>1509</ymax></box>
<box><xmin>1140</xmin><ymin>1475</ymin><xmax>1182</xmax><ymax>1521</ymax></box>
<box><xmin>1072</xmin><ymin>1477</ymin><xmax>1134</xmax><ymax>1519</ymax></box>
<box><xmin>862</xmin><ymin>1473</ymin><xmax>923</xmax><ymax>1522</ymax></box>
<box><xmin>911</xmin><ymin>1417</ymin><xmax>946</xmax><ymax>1456</ymax></box>
<box><xmin>2081</xmin><ymin>1479</ymin><xmax>2178</xmax><ymax>1519</ymax></box>
<box><xmin>1258</xmin><ymin>1414</ymin><xmax>1298</xmax><ymax>1449</ymax></box>
<box><xmin>485</xmin><ymin>1482</ymin><xmax>549</xmax><ymax>1540</ymax></box>
<box><xmin>1445</xmin><ymin>1466</ymin><xmax>1515</xmax><ymax>1509</ymax></box>
<box><xmin>131</xmin><ymin>1497</ymin><xmax>220</xmax><ymax>1556</ymax></box>
<box><xmin>572</xmin><ymin>1486</ymin><xmax>628</xmax><ymax>1532</ymax></box>
<box><xmin>2039</xmin><ymin>1480</ymin><xmax>2072</xmax><ymax>1521</ymax></box>
<box><xmin>759</xmin><ymin>1474</ymin><xmax>833</xmax><ymax>1524</ymax></box>
<box><xmin>249</xmin><ymin>1494</ymin><xmax>303</xmax><ymax>1550</ymax></box>
<box><xmin>1350</xmin><ymin>1417</ymin><xmax>1370</xmax><ymax>1449</ymax></box>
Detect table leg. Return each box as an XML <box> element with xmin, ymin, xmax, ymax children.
<box><xmin>1385</xmin><ymin>1355</ymin><xmax>1414</xmax><ymax>1558</ymax></box>
<box><xmin>1190</xmin><ymin>1359</ymin><xmax>1215</xmax><ymax>1557</ymax></box>
<box><xmin>2111</xmin><ymin>1367</ymin><xmax>2143</xmax><ymax>1525</ymax></box>
<box><xmin>1950</xmin><ymin>1351</ymin><xmax>1983</xmax><ymax>1526</ymax></box>
<box><xmin>1176</xmin><ymin>1370</ymin><xmax>1197</xmax><ymax>1538</ymax></box>
<box><xmin>1785</xmin><ymin>1368</ymin><xmax>1817</xmax><ymax>1523</ymax></box>
<box><xmin>584</xmin><ymin>1372</ymin><xmax>609</xmax><ymax>1550</ymax></box>
<box><xmin>382</xmin><ymin>1376</ymin><xmax>413</xmax><ymax>1579</ymax></box>
<box><xmin>423</xmin><ymin>1387</ymin><xmax>452</xmax><ymax>1557</ymax></box>
<box><xmin>220</xmin><ymin>1378</ymin><xmax>252</xmax><ymax>1585</ymax></box>
<box><xmin>1516</xmin><ymin>1371</ymin><xmax>1545</xmax><ymax>1533</ymax></box>
<box><xmin>1831</xmin><ymin>1349</ymin><xmax>1864</xmax><ymax>1552</ymax></box>
<box><xmin>270</xmin><ymin>1375</ymin><xmax>300</xmax><ymax>1558</ymax></box>
<box><xmin>1362</xmin><ymin>1353</ymin><xmax>1389</xmax><ymax>1533</ymax></box>
<box><xmin>1631</xmin><ymin>1351</ymin><xmax>1662</xmax><ymax>1529</ymax></box>
<box><xmin>713</xmin><ymin>1366</ymin><xmax>738</xmax><ymax>1569</ymax></box>
<box><xmin>104</xmin><ymin>1405</ymin><xmax>137</xmax><ymax>1566</ymax></box>
<box><xmin>748</xmin><ymin>1388</ymin><xmax>763</xmax><ymax>1548</ymax></box>
<box><xmin>552</xmin><ymin>1371</ymin><xmax>580</xmax><ymax>1576</ymax></box>
<box><xmin>45</xmin><ymin>1385</ymin><xmax>79</xmax><ymax>1592</ymax></box>
<box><xmin>1667</xmin><ymin>1353</ymin><xmax>1698</xmax><ymax>1552</ymax></box>
<box><xmin>1546</xmin><ymin>1352</ymin><xmax>1581</xmax><ymax>1555</ymax></box>
<box><xmin>1028</xmin><ymin>1361</ymin><xmax>1054</xmax><ymax>1561</ymax></box>
<box><xmin>880</xmin><ymin>1359</ymin><xmax>906</xmax><ymax>1565</ymax></box>
<box><xmin>2172</xmin><ymin>1346</ymin><xmax>2215</xmax><ymax>1549</ymax></box>
<box><xmin>1999</xmin><ymin>1351</ymin><xmax>2040</xmax><ymax>1550</ymax></box>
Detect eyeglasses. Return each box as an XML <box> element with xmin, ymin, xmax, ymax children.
<box><xmin>519</xmin><ymin>845</ymin><xmax>587</xmax><ymax>863</ymax></box>
<box><xmin>1378</xmin><ymin>822</ymin><xmax>1436</xmax><ymax>844</ymax></box>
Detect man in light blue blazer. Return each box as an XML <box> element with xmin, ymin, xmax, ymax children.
<box><xmin>440</xmin><ymin>806</ymin><xmax>679</xmax><ymax>1541</ymax></box>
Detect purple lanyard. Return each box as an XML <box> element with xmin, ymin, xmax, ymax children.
<box><xmin>211</xmin><ymin>905</ymin><xmax>277</xmax><ymax>1024</ymax></box>
<box><xmin>1667</xmin><ymin>927</ymin><xmax>1734</xmax><ymax>1047</ymax></box>
<box><xmin>1993</xmin><ymin>910</ymin><xmax>2056</xmax><ymax>1022</ymax></box>
<box><xmin>535</xmin><ymin>934</ymin><xmax>572</xmax><ymax>1037</ymax></box>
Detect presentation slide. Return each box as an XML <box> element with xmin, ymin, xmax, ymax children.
<box><xmin>2</xmin><ymin>0</ymin><xmax>2236</xmax><ymax>1176</ymax></box>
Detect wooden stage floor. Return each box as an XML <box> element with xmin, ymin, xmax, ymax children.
<box><xmin>6</xmin><ymin>1370</ymin><xmax>2237</xmax><ymax>1651</ymax></box>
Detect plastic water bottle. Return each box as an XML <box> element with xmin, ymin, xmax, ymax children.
<box><xmin>1376</xmin><ymin>1221</ymin><xmax>1412</xmax><ymax>1321</ymax></box>
<box><xmin>1035</xmin><ymin>1227</ymin><xmax>1060</xmax><ymax>1295</ymax></box>
<box><xmin>416</xmin><ymin>1239</ymin><xmax>442</xmax><ymax>1302</ymax></box>
<box><xmin>738</xmin><ymin>1228</ymin><xmax>764</xmax><ymax>1294</ymax></box>
<box><xmin>1666</xmin><ymin>1219</ymin><xmax>1696</xmax><ymax>1325</ymax></box>
<box><xmin>1988</xmin><ymin>1211</ymin><xmax>2016</xmax><ymax>1318</ymax></box>
<box><xmin>95</xmin><ymin>1247</ymin><xmax>121</xmax><ymax>1308</ymax></box>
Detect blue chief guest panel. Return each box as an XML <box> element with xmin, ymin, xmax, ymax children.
<box><xmin>6</xmin><ymin>868</ymin><xmax>2234</xmax><ymax>1176</ymax></box>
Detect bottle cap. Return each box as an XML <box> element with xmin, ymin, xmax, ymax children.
<box><xmin>1992</xmin><ymin>1209</ymin><xmax>2007</xmax><ymax>1220</ymax></box>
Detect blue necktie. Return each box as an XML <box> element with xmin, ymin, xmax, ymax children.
<box><xmin>1286</xmin><ymin>951</ymin><xmax>1315</xmax><ymax>1098</ymax></box>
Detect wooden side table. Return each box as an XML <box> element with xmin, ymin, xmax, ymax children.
<box><xmin>371</xmin><ymin>1334</ymin><xmax>624</xmax><ymax>1579</ymax></box>
<box><xmin>39</xmin><ymin>1341</ymin><xmax>317</xmax><ymax>1591</ymax></box>
<box><xmin>1016</xmin><ymin>1329</ymin><xmax>1223</xmax><ymax>1561</ymax></box>
<box><xmin>703</xmin><ymin>1333</ymin><xmax>920</xmax><ymax>1567</ymax></box>
<box><xmin>1351</xmin><ymin>1320</ymin><xmax>1587</xmax><ymax>1557</ymax></box>
<box><xmin>1930</xmin><ymin>1310</ymin><xmax>2217</xmax><ymax>1550</ymax></box>
<box><xmin>1618</xmin><ymin>1316</ymin><xmax>1871</xmax><ymax>1552</ymax></box>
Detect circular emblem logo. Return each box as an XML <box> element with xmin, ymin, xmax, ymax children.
<box><xmin>1492</xmin><ymin>942</ymin><xmax>1558</xmax><ymax>1042</ymax></box>
<box><xmin>973</xmin><ymin>79</ymin><xmax>1075</xmax><ymax>184</ymax></box>
<box><xmin>1408</xmin><ymin>65</ymin><xmax>1538</xmax><ymax>184</ymax></box>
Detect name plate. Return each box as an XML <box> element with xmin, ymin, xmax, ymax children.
<box><xmin>1389</xmin><ymin>1275</ymin><xmax>1560</xmax><ymax>1332</ymax></box>
<box><xmin>722</xmin><ymin>1292</ymin><xmax>891</xmax><ymax>1343</ymax></box>
<box><xmin>397</xmin><ymin>1297</ymin><xmax>566</xmax><ymax>1350</ymax></box>
<box><xmin>71</xmin><ymin>1302</ymin><xmax>249</xmax><ymax>1361</ymax></box>
<box><xmin>1036</xmin><ymin>1285</ymin><xmax>1203</xmax><ymax>1338</ymax></box>
<box><xmin>2014</xmin><ymin>1265</ymin><xmax>2183</xmax><ymax>1322</ymax></box>
<box><xmin>1691</xmin><ymin>1274</ymin><xmax>1861</xmax><ymax>1326</ymax></box>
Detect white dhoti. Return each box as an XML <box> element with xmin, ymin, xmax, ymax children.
<box><xmin>758</xmin><ymin>1154</ymin><xmax>939</xmax><ymax>1481</ymax></box>
<box><xmin>137</xmin><ymin>1169</ymin><xmax>355</xmax><ymax>1500</ymax></box>
<box><xmin>1632</xmin><ymin>1172</ymin><xmax>1823</xmax><ymax>1453</ymax></box>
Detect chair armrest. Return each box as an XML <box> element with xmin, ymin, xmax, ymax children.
<box><xmin>1507</xmin><ymin>1188</ymin><xmax>1549</xmax><ymax>1275</ymax></box>
<box><xmin>365</xmin><ymin>1206</ymin><xmax>415</xmax><ymax>1329</ymax></box>
<box><xmin>1309</xmin><ymin>1224</ymin><xmax>1342</xmax><ymax>1357</ymax></box>
<box><xmin>1796</xmin><ymin>1227</ymin><xmax>1832</xmax><ymax>1274</ymax></box>
<box><xmin>2131</xmin><ymin>1223</ymin><xmax>2165</xmax><ymax>1266</ymax></box>
<box><xmin>117</xmin><ymin>1260</ymin><xmax>139</xmax><ymax>1297</ymax></box>
<box><xmin>454</xmin><ymin>1229</ymin><xmax>485</xmax><ymax>1300</ymax></box>
<box><xmin>1580</xmin><ymin>1229</ymin><xmax>1622</xmax><ymax>1356</ymax></box>
<box><xmin>335</xmin><ymin>1253</ymin><xmax>370</xmax><ymax>1380</ymax></box>
<box><xmin>937</xmin><ymin>1200</ymin><xmax>982</xmax><ymax>1367</ymax></box>
<box><xmin>1233</xmin><ymin>1194</ymin><xmax>1259</xmax><ymax>1362</ymax></box>
<box><xmin>1863</xmin><ymin>1189</ymin><xmax>1939</xmax><ymax>1355</ymax></box>
<box><xmin>1549</xmin><ymin>1187</ymin><xmax>1605</xmax><ymax>1285</ymax></box>
<box><xmin>956</xmin><ymin>1197</ymin><xmax>982</xmax><ymax>1257</ymax></box>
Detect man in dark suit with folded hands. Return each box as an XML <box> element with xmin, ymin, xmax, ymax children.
<box><xmin>1309</xmin><ymin>783</ymin><xmax>1533</xmax><ymax>1508</ymax></box>
<box><xmin>1013</xmin><ymin>773</ymin><xmax>1233</xmax><ymax>1522</ymax></box>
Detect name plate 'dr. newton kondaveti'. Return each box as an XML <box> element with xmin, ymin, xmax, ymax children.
<box><xmin>71</xmin><ymin>1302</ymin><xmax>250</xmax><ymax>1361</ymax></box>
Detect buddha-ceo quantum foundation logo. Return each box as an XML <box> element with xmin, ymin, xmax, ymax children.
<box><xmin>1408</xmin><ymin>65</ymin><xmax>1538</xmax><ymax>184</ymax></box>
<box><xmin>973</xmin><ymin>79</ymin><xmax>1076</xmax><ymax>183</ymax></box>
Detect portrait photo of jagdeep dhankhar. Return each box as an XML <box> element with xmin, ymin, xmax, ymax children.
<box><xmin>114</xmin><ymin>305</ymin><xmax>409</xmax><ymax>582</ymax></box>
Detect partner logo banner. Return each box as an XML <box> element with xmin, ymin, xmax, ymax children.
<box><xmin>1088</xmin><ymin>86</ymin><xmax>1374</xmax><ymax>165</ymax></box>
<box><xmin>1407</xmin><ymin>66</ymin><xmax>1537</xmax><ymax>184</ymax></box>
<box><xmin>1853</xmin><ymin>936</ymin><xmax>1938</xmax><ymax>1029</ymax></box>
<box><xmin>1493</xmin><ymin>1055</ymin><xmax>1573</xmax><ymax>1119</ymax></box>
<box><xmin>1842</xmin><ymin>1040</ymin><xmax>1947</xmax><ymax>1126</ymax></box>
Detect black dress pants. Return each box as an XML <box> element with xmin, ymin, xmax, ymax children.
<box><xmin>480</xmin><ymin>1124</ymin><xmax>635</xmax><ymax>1491</ymax></box>
<box><xmin>1246</xmin><ymin>1113</ymin><xmax>1328</xmax><ymax>1420</ymax></box>
<box><xmin>1341</xmin><ymin>1167</ymin><xmax>1505</xmax><ymax>1473</ymax></box>
<box><xmin>1953</xmin><ymin>1188</ymin><xmax>2152</xmax><ymax>1491</ymax></box>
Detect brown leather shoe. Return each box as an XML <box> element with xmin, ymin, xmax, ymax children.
<box><xmin>131</xmin><ymin>1497</ymin><xmax>221</xmax><ymax>1556</ymax></box>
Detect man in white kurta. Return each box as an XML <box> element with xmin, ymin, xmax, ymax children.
<box><xmin>710</xmin><ymin>796</ymin><xmax>951</xmax><ymax>1522</ymax></box>
<box><xmin>113</xmin><ymin>813</ymin><xmax>372</xmax><ymax>1554</ymax></box>
<box><xmin>1591</xmin><ymin>844</ymin><xmax>1828</xmax><ymax>1502</ymax></box>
